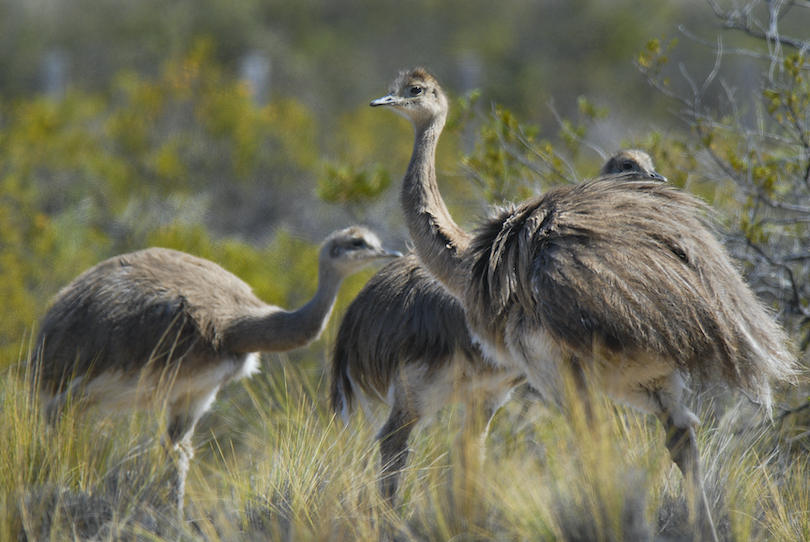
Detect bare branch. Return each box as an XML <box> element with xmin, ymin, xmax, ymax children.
<box><xmin>758</xmin><ymin>199</ymin><xmax>810</xmax><ymax>214</ymax></box>
<box><xmin>708</xmin><ymin>0</ymin><xmax>810</xmax><ymax>52</ymax></box>
<box><xmin>742</xmin><ymin>236</ymin><xmax>810</xmax><ymax>317</ymax></box>
<box><xmin>678</xmin><ymin>25</ymin><xmax>774</xmax><ymax>61</ymax></box>
<box><xmin>545</xmin><ymin>99</ymin><xmax>607</xmax><ymax>161</ymax></box>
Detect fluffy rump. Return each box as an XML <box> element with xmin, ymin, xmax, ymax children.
<box><xmin>465</xmin><ymin>177</ymin><xmax>797</xmax><ymax>406</ymax></box>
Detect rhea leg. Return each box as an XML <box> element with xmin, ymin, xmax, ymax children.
<box><xmin>458</xmin><ymin>396</ymin><xmax>502</xmax><ymax>473</ymax></box>
<box><xmin>165</xmin><ymin>414</ymin><xmax>196</xmax><ymax>518</ymax></box>
<box><xmin>41</xmin><ymin>377</ymin><xmax>92</xmax><ymax>424</ymax></box>
<box><xmin>450</xmin><ymin>397</ymin><xmax>500</xmax><ymax>509</ymax></box>
<box><xmin>566</xmin><ymin>360</ymin><xmax>719</xmax><ymax>541</ymax></box>
<box><xmin>163</xmin><ymin>387</ymin><xmax>218</xmax><ymax>518</ymax></box>
<box><xmin>658</xmin><ymin>414</ymin><xmax>719</xmax><ymax>542</ymax></box>
<box><xmin>377</xmin><ymin>405</ymin><xmax>419</xmax><ymax>503</ymax></box>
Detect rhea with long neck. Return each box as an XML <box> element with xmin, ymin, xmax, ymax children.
<box><xmin>31</xmin><ymin>226</ymin><xmax>398</xmax><ymax>516</ymax></box>
<box><xmin>372</xmin><ymin>70</ymin><xmax>469</xmax><ymax>299</ymax></box>
<box><xmin>33</xmin><ymin>226</ymin><xmax>399</xmax><ymax>406</ymax></box>
<box><xmin>371</xmin><ymin>68</ymin><xmax>797</xmax><ymax>542</ymax></box>
<box><xmin>223</xmin><ymin>235</ymin><xmax>387</xmax><ymax>354</ymax></box>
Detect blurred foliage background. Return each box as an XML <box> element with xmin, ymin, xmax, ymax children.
<box><xmin>2</xmin><ymin>1</ymin><xmax>810</xmax><ymax>540</ymax></box>
<box><xmin>1</xmin><ymin>0</ymin><xmax>809</xmax><ymax>368</ymax></box>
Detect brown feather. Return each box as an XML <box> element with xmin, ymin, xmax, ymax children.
<box><xmin>32</xmin><ymin>248</ymin><xmax>247</xmax><ymax>398</ymax></box>
<box><xmin>331</xmin><ymin>254</ymin><xmax>522</xmax><ymax>417</ymax></box>
<box><xmin>466</xmin><ymin>178</ymin><xmax>794</xmax><ymax>400</ymax></box>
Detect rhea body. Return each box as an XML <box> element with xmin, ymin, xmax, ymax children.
<box><xmin>330</xmin><ymin>150</ymin><xmax>659</xmax><ymax>500</ymax></box>
<box><xmin>31</xmin><ymin>226</ymin><xmax>398</xmax><ymax>513</ymax></box>
<box><xmin>331</xmin><ymin>254</ymin><xmax>525</xmax><ymax>499</ymax></box>
<box><xmin>371</xmin><ymin>68</ymin><xmax>797</xmax><ymax>540</ymax></box>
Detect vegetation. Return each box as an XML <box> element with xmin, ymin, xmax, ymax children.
<box><xmin>4</xmin><ymin>358</ymin><xmax>809</xmax><ymax>541</ymax></box>
<box><xmin>1</xmin><ymin>0</ymin><xmax>809</xmax><ymax>540</ymax></box>
<box><xmin>638</xmin><ymin>1</ymin><xmax>810</xmax><ymax>351</ymax></box>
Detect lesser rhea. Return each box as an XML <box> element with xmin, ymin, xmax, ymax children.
<box><xmin>601</xmin><ymin>148</ymin><xmax>666</xmax><ymax>181</ymax></box>
<box><xmin>330</xmin><ymin>150</ymin><xmax>658</xmax><ymax>501</ymax></box>
<box><xmin>371</xmin><ymin>68</ymin><xmax>798</xmax><ymax>541</ymax></box>
<box><xmin>31</xmin><ymin>226</ymin><xmax>399</xmax><ymax>515</ymax></box>
<box><xmin>331</xmin><ymin>254</ymin><xmax>525</xmax><ymax>500</ymax></box>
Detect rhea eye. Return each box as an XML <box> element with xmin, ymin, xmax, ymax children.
<box><xmin>409</xmin><ymin>86</ymin><xmax>423</xmax><ymax>96</ymax></box>
<box><xmin>622</xmin><ymin>161</ymin><xmax>634</xmax><ymax>171</ymax></box>
<box><xmin>351</xmin><ymin>238</ymin><xmax>365</xmax><ymax>247</ymax></box>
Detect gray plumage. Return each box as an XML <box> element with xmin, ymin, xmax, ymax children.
<box><xmin>30</xmin><ymin>226</ymin><xmax>398</xmax><ymax>514</ymax></box>
<box><xmin>372</xmin><ymin>67</ymin><xmax>799</xmax><ymax>541</ymax></box>
<box><xmin>331</xmin><ymin>254</ymin><xmax>524</xmax><ymax>499</ymax></box>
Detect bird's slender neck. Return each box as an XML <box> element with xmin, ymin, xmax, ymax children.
<box><xmin>401</xmin><ymin>110</ymin><xmax>470</xmax><ymax>299</ymax></box>
<box><xmin>224</xmin><ymin>264</ymin><xmax>344</xmax><ymax>354</ymax></box>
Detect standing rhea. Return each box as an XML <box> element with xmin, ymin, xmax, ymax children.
<box><xmin>371</xmin><ymin>68</ymin><xmax>797</xmax><ymax>541</ymax></box>
<box><xmin>31</xmin><ymin>226</ymin><xmax>399</xmax><ymax>515</ymax></box>
<box><xmin>601</xmin><ymin>149</ymin><xmax>666</xmax><ymax>181</ymax></box>
<box><xmin>329</xmin><ymin>151</ymin><xmax>652</xmax><ymax>502</ymax></box>
<box><xmin>331</xmin><ymin>254</ymin><xmax>525</xmax><ymax>500</ymax></box>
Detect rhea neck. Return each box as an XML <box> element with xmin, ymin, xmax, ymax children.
<box><xmin>400</xmin><ymin>104</ymin><xmax>470</xmax><ymax>299</ymax></box>
<box><xmin>224</xmin><ymin>258</ymin><xmax>345</xmax><ymax>354</ymax></box>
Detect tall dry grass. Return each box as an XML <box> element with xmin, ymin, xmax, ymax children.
<box><xmin>3</xmin><ymin>349</ymin><xmax>808</xmax><ymax>541</ymax></box>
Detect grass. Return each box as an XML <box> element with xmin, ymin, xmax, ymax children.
<box><xmin>3</xmin><ymin>351</ymin><xmax>809</xmax><ymax>541</ymax></box>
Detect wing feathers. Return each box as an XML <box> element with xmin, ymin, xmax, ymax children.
<box><xmin>466</xmin><ymin>177</ymin><xmax>795</xmax><ymax>400</ymax></box>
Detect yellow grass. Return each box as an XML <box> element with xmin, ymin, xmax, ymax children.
<box><xmin>3</xmin><ymin>350</ymin><xmax>809</xmax><ymax>541</ymax></box>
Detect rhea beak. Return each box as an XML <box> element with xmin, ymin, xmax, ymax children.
<box><xmin>366</xmin><ymin>247</ymin><xmax>401</xmax><ymax>266</ymax></box>
<box><xmin>380</xmin><ymin>248</ymin><xmax>403</xmax><ymax>259</ymax></box>
<box><xmin>370</xmin><ymin>95</ymin><xmax>398</xmax><ymax>107</ymax></box>
<box><xmin>649</xmin><ymin>171</ymin><xmax>668</xmax><ymax>182</ymax></box>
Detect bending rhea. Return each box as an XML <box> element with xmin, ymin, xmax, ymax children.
<box><xmin>331</xmin><ymin>254</ymin><xmax>525</xmax><ymax>500</ymax></box>
<box><xmin>30</xmin><ymin>226</ymin><xmax>398</xmax><ymax>515</ymax></box>
<box><xmin>371</xmin><ymin>68</ymin><xmax>797</xmax><ymax>541</ymax></box>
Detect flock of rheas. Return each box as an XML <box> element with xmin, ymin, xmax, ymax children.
<box><xmin>28</xmin><ymin>68</ymin><xmax>802</xmax><ymax>542</ymax></box>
